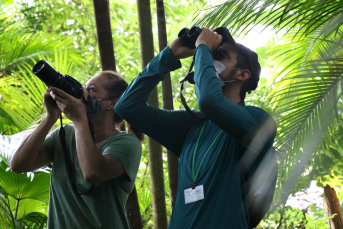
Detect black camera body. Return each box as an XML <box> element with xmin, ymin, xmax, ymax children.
<box><xmin>32</xmin><ymin>60</ymin><xmax>83</xmax><ymax>99</ymax></box>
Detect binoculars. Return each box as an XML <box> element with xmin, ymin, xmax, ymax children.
<box><xmin>178</xmin><ymin>26</ymin><xmax>235</xmax><ymax>49</ymax></box>
<box><xmin>178</xmin><ymin>26</ymin><xmax>203</xmax><ymax>49</ymax></box>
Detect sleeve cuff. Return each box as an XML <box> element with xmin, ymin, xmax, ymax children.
<box><xmin>195</xmin><ymin>44</ymin><xmax>212</xmax><ymax>57</ymax></box>
<box><xmin>159</xmin><ymin>46</ymin><xmax>182</xmax><ymax>71</ymax></box>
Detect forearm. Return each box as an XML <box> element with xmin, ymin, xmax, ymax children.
<box><xmin>10</xmin><ymin>116</ymin><xmax>56</xmax><ymax>172</ymax></box>
<box><xmin>193</xmin><ymin>45</ymin><xmax>266</xmax><ymax>140</ymax></box>
<box><xmin>73</xmin><ymin>119</ymin><xmax>106</xmax><ymax>183</ymax></box>
<box><xmin>115</xmin><ymin>46</ymin><xmax>191</xmax><ymax>154</ymax></box>
<box><xmin>194</xmin><ymin>44</ymin><xmax>226</xmax><ymax>108</ymax></box>
<box><xmin>115</xmin><ymin>46</ymin><xmax>181</xmax><ymax>121</ymax></box>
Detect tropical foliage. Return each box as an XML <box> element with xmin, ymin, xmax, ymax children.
<box><xmin>1</xmin><ymin>0</ymin><xmax>343</xmax><ymax>228</ymax></box>
<box><xmin>0</xmin><ymin>155</ymin><xmax>50</xmax><ymax>229</ymax></box>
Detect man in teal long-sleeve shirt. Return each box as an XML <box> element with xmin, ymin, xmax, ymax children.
<box><xmin>115</xmin><ymin>27</ymin><xmax>277</xmax><ymax>228</ymax></box>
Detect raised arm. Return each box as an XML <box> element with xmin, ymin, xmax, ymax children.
<box><xmin>115</xmin><ymin>44</ymin><xmax>196</xmax><ymax>156</ymax></box>
<box><xmin>10</xmin><ymin>89</ymin><xmax>58</xmax><ymax>173</ymax></box>
<box><xmin>193</xmin><ymin>30</ymin><xmax>276</xmax><ymax>146</ymax></box>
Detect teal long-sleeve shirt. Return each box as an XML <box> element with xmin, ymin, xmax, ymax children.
<box><xmin>115</xmin><ymin>45</ymin><xmax>276</xmax><ymax>229</ymax></box>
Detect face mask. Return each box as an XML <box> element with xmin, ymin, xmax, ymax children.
<box><xmin>213</xmin><ymin>60</ymin><xmax>238</xmax><ymax>87</ymax></box>
<box><xmin>86</xmin><ymin>94</ymin><xmax>103</xmax><ymax>117</ymax></box>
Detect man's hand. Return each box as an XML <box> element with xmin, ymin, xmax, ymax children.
<box><xmin>49</xmin><ymin>87</ymin><xmax>87</xmax><ymax>123</ymax></box>
<box><xmin>44</xmin><ymin>88</ymin><xmax>62</xmax><ymax>121</ymax></box>
<box><xmin>169</xmin><ymin>38</ymin><xmax>195</xmax><ymax>60</ymax></box>
<box><xmin>196</xmin><ymin>27</ymin><xmax>223</xmax><ymax>51</ymax></box>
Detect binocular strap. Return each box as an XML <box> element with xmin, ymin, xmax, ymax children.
<box><xmin>180</xmin><ymin>60</ymin><xmax>205</xmax><ymax>119</ymax></box>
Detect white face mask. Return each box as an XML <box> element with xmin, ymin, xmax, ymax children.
<box><xmin>213</xmin><ymin>60</ymin><xmax>239</xmax><ymax>87</ymax></box>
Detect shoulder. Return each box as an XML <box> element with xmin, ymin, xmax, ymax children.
<box><xmin>245</xmin><ymin>106</ymin><xmax>276</xmax><ymax>125</ymax></box>
<box><xmin>242</xmin><ymin>106</ymin><xmax>277</xmax><ymax>142</ymax></box>
<box><xmin>244</xmin><ymin>105</ymin><xmax>269</xmax><ymax>116</ymax></box>
<box><xmin>63</xmin><ymin>123</ymin><xmax>75</xmax><ymax>131</ymax></box>
<box><xmin>45</xmin><ymin>123</ymin><xmax>74</xmax><ymax>139</ymax></box>
<box><xmin>105</xmin><ymin>132</ymin><xmax>142</xmax><ymax>151</ymax></box>
<box><xmin>115</xmin><ymin>131</ymin><xmax>141</xmax><ymax>142</ymax></box>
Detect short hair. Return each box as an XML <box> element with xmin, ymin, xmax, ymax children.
<box><xmin>213</xmin><ymin>43</ymin><xmax>250</xmax><ymax>101</ymax></box>
<box><xmin>97</xmin><ymin>70</ymin><xmax>144</xmax><ymax>142</ymax></box>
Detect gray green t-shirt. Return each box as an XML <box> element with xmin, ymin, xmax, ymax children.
<box><xmin>42</xmin><ymin>124</ymin><xmax>142</xmax><ymax>229</ymax></box>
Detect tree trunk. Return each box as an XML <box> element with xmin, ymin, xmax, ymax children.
<box><xmin>125</xmin><ymin>186</ymin><xmax>143</xmax><ymax>229</ymax></box>
<box><xmin>92</xmin><ymin>2</ymin><xmax>142</xmax><ymax>228</ymax></box>
<box><xmin>324</xmin><ymin>185</ymin><xmax>343</xmax><ymax>229</ymax></box>
<box><xmin>137</xmin><ymin>0</ymin><xmax>168</xmax><ymax>228</ymax></box>
<box><xmin>92</xmin><ymin>0</ymin><xmax>116</xmax><ymax>71</ymax></box>
<box><xmin>155</xmin><ymin>0</ymin><xmax>179</xmax><ymax>208</ymax></box>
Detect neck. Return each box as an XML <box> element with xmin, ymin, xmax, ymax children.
<box><xmin>90</xmin><ymin>112</ymin><xmax>119</xmax><ymax>145</ymax></box>
<box><xmin>222</xmin><ymin>83</ymin><xmax>243</xmax><ymax>104</ymax></box>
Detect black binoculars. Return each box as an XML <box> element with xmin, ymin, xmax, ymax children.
<box><xmin>178</xmin><ymin>26</ymin><xmax>235</xmax><ymax>49</ymax></box>
<box><xmin>178</xmin><ymin>26</ymin><xmax>203</xmax><ymax>49</ymax></box>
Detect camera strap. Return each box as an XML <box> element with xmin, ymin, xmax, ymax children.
<box><xmin>180</xmin><ymin>60</ymin><xmax>205</xmax><ymax>119</ymax></box>
<box><xmin>58</xmin><ymin>90</ymin><xmax>95</xmax><ymax>195</ymax></box>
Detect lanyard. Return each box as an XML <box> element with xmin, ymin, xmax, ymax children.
<box><xmin>192</xmin><ymin>121</ymin><xmax>223</xmax><ymax>189</ymax></box>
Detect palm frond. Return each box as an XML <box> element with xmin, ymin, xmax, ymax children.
<box><xmin>0</xmin><ymin>156</ymin><xmax>50</xmax><ymax>221</ymax></box>
<box><xmin>195</xmin><ymin>0</ymin><xmax>343</xmax><ymax>39</ymax></box>
<box><xmin>0</xmin><ymin>33</ymin><xmax>81</xmax><ymax>73</ymax></box>
<box><xmin>19</xmin><ymin>212</ymin><xmax>47</xmax><ymax>229</ymax></box>
<box><xmin>0</xmin><ymin>48</ymin><xmax>84</xmax><ymax>135</ymax></box>
<box><xmin>271</xmin><ymin>59</ymin><xmax>342</xmax><ymax>204</ymax></box>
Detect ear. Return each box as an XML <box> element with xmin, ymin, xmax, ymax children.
<box><xmin>235</xmin><ymin>69</ymin><xmax>251</xmax><ymax>81</ymax></box>
<box><xmin>107</xmin><ymin>98</ymin><xmax>118</xmax><ymax>110</ymax></box>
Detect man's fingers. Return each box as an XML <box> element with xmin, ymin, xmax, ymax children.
<box><xmin>50</xmin><ymin>87</ymin><xmax>70</xmax><ymax>100</ymax></box>
<box><xmin>49</xmin><ymin>91</ymin><xmax>64</xmax><ymax>103</ymax></box>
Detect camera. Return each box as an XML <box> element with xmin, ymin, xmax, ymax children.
<box><xmin>32</xmin><ymin>60</ymin><xmax>83</xmax><ymax>99</ymax></box>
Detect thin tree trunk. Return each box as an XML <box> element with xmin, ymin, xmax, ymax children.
<box><xmin>137</xmin><ymin>0</ymin><xmax>168</xmax><ymax>228</ymax></box>
<box><xmin>324</xmin><ymin>184</ymin><xmax>343</xmax><ymax>229</ymax></box>
<box><xmin>92</xmin><ymin>2</ymin><xmax>142</xmax><ymax>228</ymax></box>
<box><xmin>92</xmin><ymin>0</ymin><xmax>116</xmax><ymax>71</ymax></box>
<box><xmin>125</xmin><ymin>186</ymin><xmax>143</xmax><ymax>229</ymax></box>
<box><xmin>155</xmin><ymin>0</ymin><xmax>179</xmax><ymax>208</ymax></box>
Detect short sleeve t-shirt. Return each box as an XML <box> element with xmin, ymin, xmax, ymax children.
<box><xmin>42</xmin><ymin>124</ymin><xmax>142</xmax><ymax>229</ymax></box>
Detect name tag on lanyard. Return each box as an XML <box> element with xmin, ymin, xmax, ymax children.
<box><xmin>184</xmin><ymin>185</ymin><xmax>204</xmax><ymax>204</ymax></box>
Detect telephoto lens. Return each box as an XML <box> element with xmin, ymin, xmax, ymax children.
<box><xmin>32</xmin><ymin>60</ymin><xmax>61</xmax><ymax>86</ymax></box>
<box><xmin>32</xmin><ymin>60</ymin><xmax>83</xmax><ymax>99</ymax></box>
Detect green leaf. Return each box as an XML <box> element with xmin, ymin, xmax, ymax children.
<box><xmin>329</xmin><ymin>146</ymin><xmax>343</xmax><ymax>162</ymax></box>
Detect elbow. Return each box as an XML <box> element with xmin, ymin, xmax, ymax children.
<box><xmin>115</xmin><ymin>100</ymin><xmax>138</xmax><ymax>124</ymax></box>
<box><xmin>198</xmin><ymin>96</ymin><xmax>215</xmax><ymax>115</ymax></box>
<box><xmin>10</xmin><ymin>160</ymin><xmax>24</xmax><ymax>174</ymax></box>
<box><xmin>114</xmin><ymin>101</ymin><xmax>128</xmax><ymax>120</ymax></box>
<box><xmin>83</xmin><ymin>172</ymin><xmax>100</xmax><ymax>184</ymax></box>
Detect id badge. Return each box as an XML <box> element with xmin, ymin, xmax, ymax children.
<box><xmin>184</xmin><ymin>185</ymin><xmax>204</xmax><ymax>204</ymax></box>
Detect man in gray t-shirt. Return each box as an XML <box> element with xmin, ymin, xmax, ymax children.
<box><xmin>11</xmin><ymin>71</ymin><xmax>142</xmax><ymax>228</ymax></box>
<box><xmin>43</xmin><ymin>124</ymin><xmax>141</xmax><ymax>229</ymax></box>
